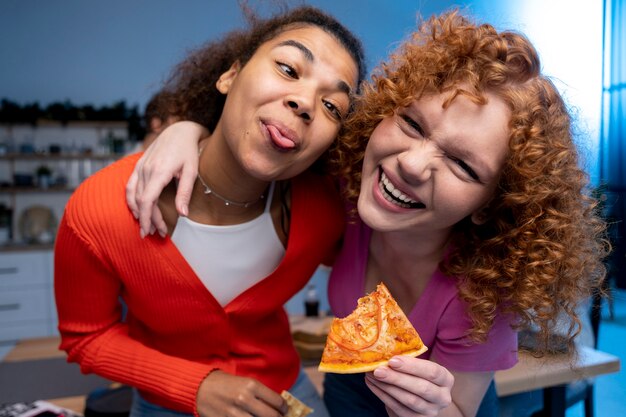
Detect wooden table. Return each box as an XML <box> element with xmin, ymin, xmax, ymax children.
<box><xmin>1</xmin><ymin>337</ymin><xmax>101</xmax><ymax>415</ymax></box>
<box><xmin>495</xmin><ymin>346</ymin><xmax>620</xmax><ymax>416</ymax></box>
<box><xmin>4</xmin><ymin>334</ymin><xmax>621</xmax><ymax>417</ymax></box>
<box><xmin>293</xmin><ymin>316</ymin><xmax>621</xmax><ymax>417</ymax></box>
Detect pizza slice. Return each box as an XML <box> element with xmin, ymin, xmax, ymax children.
<box><xmin>318</xmin><ymin>282</ymin><xmax>427</xmax><ymax>373</ymax></box>
<box><xmin>281</xmin><ymin>390</ymin><xmax>313</xmax><ymax>417</ymax></box>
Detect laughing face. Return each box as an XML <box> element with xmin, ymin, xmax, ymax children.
<box><xmin>212</xmin><ymin>25</ymin><xmax>358</xmax><ymax>181</ymax></box>
<box><xmin>357</xmin><ymin>90</ymin><xmax>511</xmax><ymax>237</ymax></box>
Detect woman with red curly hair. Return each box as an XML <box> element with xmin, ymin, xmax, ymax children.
<box><xmin>323</xmin><ymin>11</ymin><xmax>608</xmax><ymax>417</ymax></box>
<box><xmin>127</xmin><ymin>11</ymin><xmax>608</xmax><ymax>417</ymax></box>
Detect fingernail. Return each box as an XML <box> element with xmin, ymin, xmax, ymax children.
<box><xmin>373</xmin><ymin>367</ymin><xmax>388</xmax><ymax>379</ymax></box>
<box><xmin>158</xmin><ymin>229</ymin><xmax>166</xmax><ymax>238</ymax></box>
<box><xmin>140</xmin><ymin>229</ymin><xmax>146</xmax><ymax>239</ymax></box>
<box><xmin>149</xmin><ymin>225</ymin><xmax>156</xmax><ymax>235</ymax></box>
<box><xmin>131</xmin><ymin>210</ymin><xmax>138</xmax><ymax>219</ymax></box>
<box><xmin>388</xmin><ymin>357</ymin><xmax>402</xmax><ymax>368</ymax></box>
<box><xmin>181</xmin><ymin>205</ymin><xmax>188</xmax><ymax>217</ymax></box>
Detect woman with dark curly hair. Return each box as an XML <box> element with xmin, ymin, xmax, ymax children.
<box><xmin>55</xmin><ymin>5</ymin><xmax>365</xmax><ymax>417</ymax></box>
<box><xmin>126</xmin><ymin>10</ymin><xmax>608</xmax><ymax>417</ymax></box>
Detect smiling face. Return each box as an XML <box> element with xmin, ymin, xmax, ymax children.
<box><xmin>212</xmin><ymin>25</ymin><xmax>358</xmax><ymax>181</ymax></box>
<box><xmin>357</xmin><ymin>90</ymin><xmax>511</xmax><ymax>238</ymax></box>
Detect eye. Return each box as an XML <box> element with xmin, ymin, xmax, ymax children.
<box><xmin>277</xmin><ymin>62</ymin><xmax>298</xmax><ymax>79</ymax></box>
<box><xmin>448</xmin><ymin>155</ymin><xmax>480</xmax><ymax>181</ymax></box>
<box><xmin>400</xmin><ymin>115</ymin><xmax>425</xmax><ymax>136</ymax></box>
<box><xmin>323</xmin><ymin>100</ymin><xmax>343</xmax><ymax>121</ymax></box>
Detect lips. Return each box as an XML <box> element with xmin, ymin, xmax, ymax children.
<box><xmin>378</xmin><ymin>170</ymin><xmax>425</xmax><ymax>209</ymax></box>
<box><xmin>265</xmin><ymin>122</ymin><xmax>297</xmax><ymax>150</ymax></box>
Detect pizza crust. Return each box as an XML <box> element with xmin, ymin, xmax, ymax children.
<box><xmin>281</xmin><ymin>390</ymin><xmax>313</xmax><ymax>417</ymax></box>
<box><xmin>317</xmin><ymin>345</ymin><xmax>428</xmax><ymax>373</ymax></box>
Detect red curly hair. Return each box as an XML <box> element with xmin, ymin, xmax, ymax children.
<box><xmin>333</xmin><ymin>11</ymin><xmax>609</xmax><ymax>354</ymax></box>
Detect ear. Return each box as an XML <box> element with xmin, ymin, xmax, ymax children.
<box><xmin>471</xmin><ymin>205</ymin><xmax>490</xmax><ymax>225</ymax></box>
<box><xmin>149</xmin><ymin>117</ymin><xmax>163</xmax><ymax>133</ymax></box>
<box><xmin>216</xmin><ymin>61</ymin><xmax>241</xmax><ymax>94</ymax></box>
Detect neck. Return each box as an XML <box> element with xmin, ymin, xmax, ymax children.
<box><xmin>366</xmin><ymin>229</ymin><xmax>449</xmax><ymax>307</ymax></box>
<box><xmin>369</xmin><ymin>229</ymin><xmax>449</xmax><ymax>280</ymax></box>
<box><xmin>187</xmin><ymin>138</ymin><xmax>270</xmax><ymax>224</ymax></box>
<box><xmin>197</xmin><ymin>170</ymin><xmax>266</xmax><ymax>208</ymax></box>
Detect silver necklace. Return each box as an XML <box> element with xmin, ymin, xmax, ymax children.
<box><xmin>196</xmin><ymin>171</ymin><xmax>265</xmax><ymax>208</ymax></box>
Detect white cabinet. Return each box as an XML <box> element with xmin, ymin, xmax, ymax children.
<box><xmin>0</xmin><ymin>249</ymin><xmax>57</xmax><ymax>342</ymax></box>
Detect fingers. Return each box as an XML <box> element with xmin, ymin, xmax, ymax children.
<box><xmin>384</xmin><ymin>356</ymin><xmax>454</xmax><ymax>389</ymax></box>
<box><xmin>231</xmin><ymin>388</ymin><xmax>285</xmax><ymax>417</ymax></box>
<box><xmin>366</xmin><ymin>376</ymin><xmax>430</xmax><ymax>417</ymax></box>
<box><xmin>366</xmin><ymin>373</ymin><xmax>437</xmax><ymax>417</ymax></box>
<box><xmin>244</xmin><ymin>386</ymin><xmax>288</xmax><ymax>417</ymax></box>
<box><xmin>365</xmin><ymin>356</ymin><xmax>454</xmax><ymax>416</ymax></box>
<box><xmin>197</xmin><ymin>372</ymin><xmax>287</xmax><ymax>417</ymax></box>
<box><xmin>252</xmin><ymin>383</ymin><xmax>288</xmax><ymax>414</ymax></box>
<box><xmin>151</xmin><ymin>206</ymin><xmax>167</xmax><ymax>238</ymax></box>
<box><xmin>174</xmin><ymin>160</ymin><xmax>198</xmax><ymax>217</ymax></box>
<box><xmin>136</xmin><ymin>167</ymin><xmax>173</xmax><ymax>238</ymax></box>
<box><xmin>127</xmin><ymin>121</ymin><xmax>206</xmax><ymax>238</ymax></box>
<box><xmin>126</xmin><ymin>170</ymin><xmax>139</xmax><ymax>219</ymax></box>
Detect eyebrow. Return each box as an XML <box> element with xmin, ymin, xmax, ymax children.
<box><xmin>409</xmin><ymin>105</ymin><xmax>493</xmax><ymax>179</ymax></box>
<box><xmin>445</xmin><ymin>141</ymin><xmax>494</xmax><ymax>179</ymax></box>
<box><xmin>276</xmin><ymin>39</ymin><xmax>352</xmax><ymax>96</ymax></box>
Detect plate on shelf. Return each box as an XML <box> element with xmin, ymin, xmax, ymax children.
<box><xmin>19</xmin><ymin>205</ymin><xmax>57</xmax><ymax>244</ymax></box>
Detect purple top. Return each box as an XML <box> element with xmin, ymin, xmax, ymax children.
<box><xmin>328</xmin><ymin>217</ymin><xmax>518</xmax><ymax>372</ymax></box>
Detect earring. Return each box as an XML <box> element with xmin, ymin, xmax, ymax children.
<box><xmin>472</xmin><ymin>210</ymin><xmax>489</xmax><ymax>225</ymax></box>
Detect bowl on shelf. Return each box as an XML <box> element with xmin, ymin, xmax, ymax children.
<box><xmin>18</xmin><ymin>205</ymin><xmax>57</xmax><ymax>244</ymax></box>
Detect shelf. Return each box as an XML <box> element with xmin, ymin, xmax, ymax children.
<box><xmin>0</xmin><ymin>186</ymin><xmax>76</xmax><ymax>194</ymax></box>
<box><xmin>0</xmin><ymin>243</ymin><xmax>54</xmax><ymax>252</ymax></box>
<box><xmin>1</xmin><ymin>119</ymin><xmax>128</xmax><ymax>128</ymax></box>
<box><xmin>0</xmin><ymin>153</ymin><xmax>119</xmax><ymax>161</ymax></box>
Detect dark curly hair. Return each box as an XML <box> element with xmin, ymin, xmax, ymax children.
<box><xmin>335</xmin><ymin>11</ymin><xmax>609</xmax><ymax>355</ymax></box>
<box><xmin>156</xmin><ymin>4</ymin><xmax>366</xmax><ymax>172</ymax></box>
<box><xmin>143</xmin><ymin>90</ymin><xmax>175</xmax><ymax>133</ymax></box>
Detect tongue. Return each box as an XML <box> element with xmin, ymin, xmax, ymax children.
<box><xmin>267</xmin><ymin>125</ymin><xmax>296</xmax><ymax>149</ymax></box>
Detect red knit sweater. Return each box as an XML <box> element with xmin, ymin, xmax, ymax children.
<box><xmin>54</xmin><ymin>153</ymin><xmax>344</xmax><ymax>415</ymax></box>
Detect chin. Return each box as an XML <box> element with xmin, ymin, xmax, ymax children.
<box><xmin>357</xmin><ymin>198</ymin><xmax>387</xmax><ymax>230</ymax></box>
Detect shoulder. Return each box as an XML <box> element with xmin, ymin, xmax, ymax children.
<box><xmin>291</xmin><ymin>171</ymin><xmax>343</xmax><ymax>220</ymax></box>
<box><xmin>292</xmin><ymin>170</ymin><xmax>340</xmax><ymax>198</ymax></box>
<box><xmin>427</xmin><ymin>274</ymin><xmax>518</xmax><ymax>371</ymax></box>
<box><xmin>63</xmin><ymin>153</ymin><xmax>141</xmax><ymax>234</ymax></box>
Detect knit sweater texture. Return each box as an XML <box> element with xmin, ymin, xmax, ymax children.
<box><xmin>54</xmin><ymin>153</ymin><xmax>344</xmax><ymax>415</ymax></box>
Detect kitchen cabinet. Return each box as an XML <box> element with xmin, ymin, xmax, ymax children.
<box><xmin>0</xmin><ymin>122</ymin><xmax>129</xmax><ymax>342</ymax></box>
<box><xmin>0</xmin><ymin>249</ymin><xmax>56</xmax><ymax>342</ymax></box>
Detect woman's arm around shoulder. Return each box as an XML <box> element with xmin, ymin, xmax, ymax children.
<box><xmin>126</xmin><ymin>120</ymin><xmax>208</xmax><ymax>238</ymax></box>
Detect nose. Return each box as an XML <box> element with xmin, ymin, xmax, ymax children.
<box><xmin>397</xmin><ymin>143</ymin><xmax>436</xmax><ymax>183</ymax></box>
<box><xmin>286</xmin><ymin>95</ymin><xmax>313</xmax><ymax>122</ymax></box>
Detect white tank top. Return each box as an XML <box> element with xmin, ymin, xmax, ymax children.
<box><xmin>171</xmin><ymin>181</ymin><xmax>285</xmax><ymax>306</ymax></box>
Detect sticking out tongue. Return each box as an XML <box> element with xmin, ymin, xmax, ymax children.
<box><xmin>267</xmin><ymin>125</ymin><xmax>296</xmax><ymax>149</ymax></box>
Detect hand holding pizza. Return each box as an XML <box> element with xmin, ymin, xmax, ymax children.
<box><xmin>196</xmin><ymin>370</ymin><xmax>288</xmax><ymax>417</ymax></box>
<box><xmin>319</xmin><ymin>283</ymin><xmax>453</xmax><ymax>416</ymax></box>
<box><xmin>364</xmin><ymin>355</ymin><xmax>454</xmax><ymax>417</ymax></box>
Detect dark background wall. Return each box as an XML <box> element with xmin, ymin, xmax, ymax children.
<box><xmin>0</xmin><ymin>0</ymin><xmax>605</xmax><ymax>179</ymax></box>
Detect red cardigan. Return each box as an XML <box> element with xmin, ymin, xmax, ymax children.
<box><xmin>54</xmin><ymin>153</ymin><xmax>344</xmax><ymax>414</ymax></box>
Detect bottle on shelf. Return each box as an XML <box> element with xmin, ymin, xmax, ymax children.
<box><xmin>304</xmin><ymin>284</ymin><xmax>320</xmax><ymax>317</ymax></box>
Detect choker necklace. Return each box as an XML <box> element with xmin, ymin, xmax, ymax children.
<box><xmin>197</xmin><ymin>172</ymin><xmax>265</xmax><ymax>208</ymax></box>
